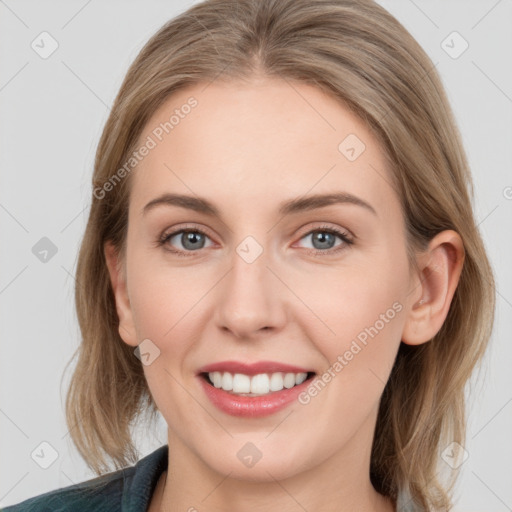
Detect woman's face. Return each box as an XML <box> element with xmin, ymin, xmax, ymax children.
<box><xmin>111</xmin><ymin>77</ymin><xmax>420</xmax><ymax>481</ymax></box>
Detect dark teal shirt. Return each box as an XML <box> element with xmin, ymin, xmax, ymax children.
<box><xmin>1</xmin><ymin>445</ymin><xmax>168</xmax><ymax>511</ymax></box>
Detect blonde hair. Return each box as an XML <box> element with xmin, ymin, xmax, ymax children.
<box><xmin>64</xmin><ymin>0</ymin><xmax>495</xmax><ymax>509</ymax></box>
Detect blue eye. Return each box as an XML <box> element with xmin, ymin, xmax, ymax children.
<box><xmin>159</xmin><ymin>228</ymin><xmax>213</xmax><ymax>255</ymax></box>
<box><xmin>157</xmin><ymin>224</ymin><xmax>353</xmax><ymax>257</ymax></box>
<box><xmin>297</xmin><ymin>226</ymin><xmax>353</xmax><ymax>254</ymax></box>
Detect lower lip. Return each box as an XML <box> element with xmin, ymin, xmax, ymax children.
<box><xmin>198</xmin><ymin>375</ymin><xmax>313</xmax><ymax>418</ymax></box>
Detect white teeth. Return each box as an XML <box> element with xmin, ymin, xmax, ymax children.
<box><xmin>221</xmin><ymin>372</ymin><xmax>233</xmax><ymax>391</ymax></box>
<box><xmin>232</xmin><ymin>373</ymin><xmax>251</xmax><ymax>393</ymax></box>
<box><xmin>250</xmin><ymin>373</ymin><xmax>269</xmax><ymax>394</ymax></box>
<box><xmin>207</xmin><ymin>371</ymin><xmax>309</xmax><ymax>395</ymax></box>
<box><xmin>269</xmin><ymin>372</ymin><xmax>284</xmax><ymax>391</ymax></box>
<box><xmin>212</xmin><ymin>371</ymin><xmax>222</xmax><ymax>388</ymax></box>
<box><xmin>295</xmin><ymin>372</ymin><xmax>307</xmax><ymax>385</ymax></box>
<box><xmin>283</xmin><ymin>373</ymin><xmax>296</xmax><ymax>389</ymax></box>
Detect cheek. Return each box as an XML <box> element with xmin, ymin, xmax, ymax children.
<box><xmin>126</xmin><ymin>256</ymin><xmax>218</xmax><ymax>363</ymax></box>
<box><xmin>326</xmin><ymin>270</ymin><xmax>405</xmax><ymax>346</ymax></box>
<box><xmin>128</xmin><ymin>248</ymin><xmax>191</xmax><ymax>330</ymax></box>
<box><xmin>304</xmin><ymin>249</ymin><xmax>408</xmax><ymax>405</ymax></box>
<box><xmin>126</xmin><ymin>262</ymin><xmax>208</xmax><ymax>419</ymax></box>
<box><xmin>311</xmin><ymin>290</ymin><xmax>404</xmax><ymax>391</ymax></box>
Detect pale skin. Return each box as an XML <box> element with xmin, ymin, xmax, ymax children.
<box><xmin>105</xmin><ymin>77</ymin><xmax>464</xmax><ymax>512</ymax></box>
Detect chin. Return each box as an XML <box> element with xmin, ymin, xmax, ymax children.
<box><xmin>196</xmin><ymin>439</ymin><xmax>317</xmax><ymax>483</ymax></box>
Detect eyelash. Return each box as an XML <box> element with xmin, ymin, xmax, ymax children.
<box><xmin>156</xmin><ymin>224</ymin><xmax>354</xmax><ymax>258</ymax></box>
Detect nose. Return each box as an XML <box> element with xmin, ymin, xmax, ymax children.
<box><xmin>214</xmin><ymin>242</ymin><xmax>287</xmax><ymax>340</ymax></box>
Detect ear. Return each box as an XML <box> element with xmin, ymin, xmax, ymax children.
<box><xmin>104</xmin><ymin>241</ymin><xmax>138</xmax><ymax>347</ymax></box>
<box><xmin>402</xmin><ymin>230</ymin><xmax>465</xmax><ymax>346</ymax></box>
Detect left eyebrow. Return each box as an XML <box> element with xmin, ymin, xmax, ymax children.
<box><xmin>141</xmin><ymin>192</ymin><xmax>377</xmax><ymax>218</ymax></box>
<box><xmin>278</xmin><ymin>192</ymin><xmax>377</xmax><ymax>217</ymax></box>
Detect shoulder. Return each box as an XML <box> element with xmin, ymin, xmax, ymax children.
<box><xmin>1</xmin><ymin>445</ymin><xmax>168</xmax><ymax>512</ymax></box>
<box><xmin>1</xmin><ymin>469</ymin><xmax>127</xmax><ymax>512</ymax></box>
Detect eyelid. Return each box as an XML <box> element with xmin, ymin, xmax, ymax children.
<box><xmin>158</xmin><ymin>223</ymin><xmax>216</xmax><ymax>251</ymax></box>
<box><xmin>292</xmin><ymin>223</ymin><xmax>354</xmax><ymax>253</ymax></box>
<box><xmin>158</xmin><ymin>222</ymin><xmax>354</xmax><ymax>256</ymax></box>
<box><xmin>296</xmin><ymin>222</ymin><xmax>353</xmax><ymax>240</ymax></box>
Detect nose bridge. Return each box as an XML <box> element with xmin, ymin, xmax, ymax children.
<box><xmin>215</xmin><ymin>233</ymin><xmax>284</xmax><ymax>337</ymax></box>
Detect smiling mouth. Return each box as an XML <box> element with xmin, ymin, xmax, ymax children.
<box><xmin>200</xmin><ymin>371</ymin><xmax>316</xmax><ymax>397</ymax></box>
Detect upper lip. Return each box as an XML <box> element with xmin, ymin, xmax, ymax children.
<box><xmin>197</xmin><ymin>360</ymin><xmax>314</xmax><ymax>376</ymax></box>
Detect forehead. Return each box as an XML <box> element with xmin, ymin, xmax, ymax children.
<box><xmin>130</xmin><ymin>78</ymin><xmax>396</xmax><ymax>217</ymax></box>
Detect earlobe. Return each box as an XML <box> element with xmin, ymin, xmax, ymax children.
<box><xmin>402</xmin><ymin>230</ymin><xmax>465</xmax><ymax>346</ymax></box>
<box><xmin>104</xmin><ymin>241</ymin><xmax>138</xmax><ymax>347</ymax></box>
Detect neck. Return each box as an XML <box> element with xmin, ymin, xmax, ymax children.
<box><xmin>150</xmin><ymin>423</ymin><xmax>396</xmax><ymax>512</ymax></box>
<box><xmin>153</xmin><ymin>471</ymin><xmax>395</xmax><ymax>512</ymax></box>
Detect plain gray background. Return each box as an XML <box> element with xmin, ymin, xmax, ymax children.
<box><xmin>1</xmin><ymin>0</ymin><xmax>511</xmax><ymax>509</ymax></box>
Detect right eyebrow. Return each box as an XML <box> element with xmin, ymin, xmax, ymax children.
<box><xmin>142</xmin><ymin>193</ymin><xmax>218</xmax><ymax>217</ymax></box>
